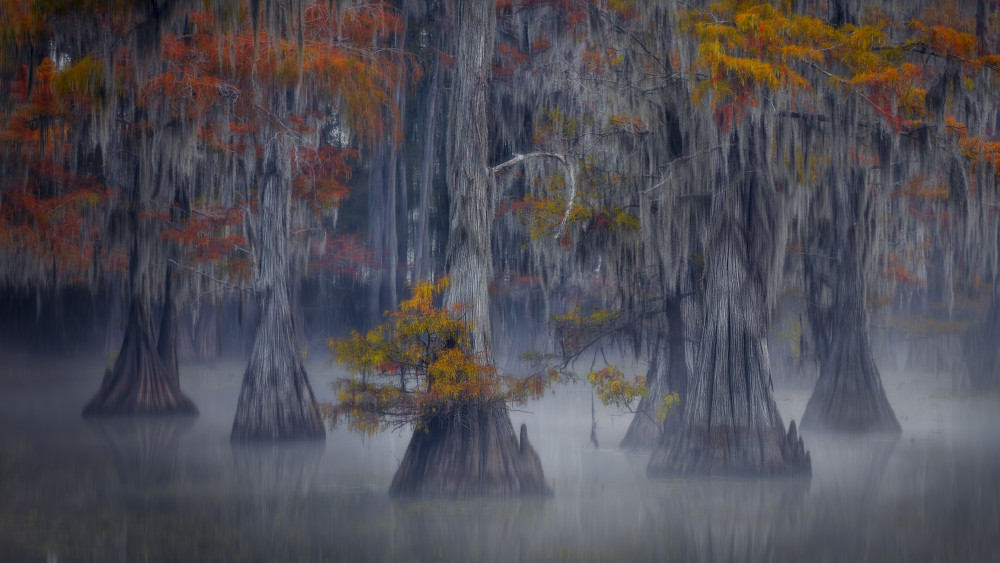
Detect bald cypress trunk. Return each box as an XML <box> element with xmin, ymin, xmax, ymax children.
<box><xmin>649</xmin><ymin>125</ymin><xmax>809</xmax><ymax>477</ymax></box>
<box><xmin>231</xmin><ymin>139</ymin><xmax>324</xmax><ymax>441</ymax></box>
<box><xmin>620</xmin><ymin>292</ymin><xmax>689</xmax><ymax>450</ymax></box>
<box><xmin>965</xmin><ymin>274</ymin><xmax>1000</xmax><ymax>391</ymax></box>
<box><xmin>389</xmin><ymin>0</ymin><xmax>547</xmax><ymax>496</ymax></box>
<box><xmin>802</xmin><ymin>174</ymin><xmax>900</xmax><ymax>432</ymax></box>
<box><xmin>157</xmin><ymin>266</ymin><xmax>179</xmax><ymax>388</ymax></box>
<box><xmin>802</xmin><ymin>259</ymin><xmax>901</xmax><ymax>432</ymax></box>
<box><xmin>83</xmin><ymin>230</ymin><xmax>196</xmax><ymax>416</ymax></box>
<box><xmin>414</xmin><ymin>52</ymin><xmax>441</xmax><ymax>282</ymax></box>
<box><xmin>367</xmin><ymin>140</ymin><xmax>399</xmax><ymax>327</ymax></box>
<box><xmin>649</xmin><ymin>223</ymin><xmax>809</xmax><ymax>476</ymax></box>
<box><xmin>390</xmin><ymin>403</ymin><xmax>546</xmax><ymax>497</ymax></box>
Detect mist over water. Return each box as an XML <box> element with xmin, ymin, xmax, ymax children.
<box><xmin>1</xmin><ymin>352</ymin><xmax>998</xmax><ymax>562</ymax></box>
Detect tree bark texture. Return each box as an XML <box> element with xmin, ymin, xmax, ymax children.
<box><xmin>83</xmin><ymin>238</ymin><xmax>196</xmax><ymax>415</ymax></box>
<box><xmin>231</xmin><ymin>138</ymin><xmax>324</xmax><ymax>441</ymax></box>
<box><xmin>621</xmin><ymin>292</ymin><xmax>690</xmax><ymax>450</ymax></box>
<box><xmin>442</xmin><ymin>0</ymin><xmax>496</xmax><ymax>352</ymax></box>
<box><xmin>802</xmin><ymin>175</ymin><xmax>900</xmax><ymax>432</ymax></box>
<box><xmin>964</xmin><ymin>275</ymin><xmax>1000</xmax><ymax>391</ymax></box>
<box><xmin>649</xmin><ymin>125</ymin><xmax>809</xmax><ymax>476</ymax></box>
<box><xmin>367</xmin><ymin>139</ymin><xmax>399</xmax><ymax>327</ymax></box>
<box><xmin>389</xmin><ymin>402</ymin><xmax>548</xmax><ymax>497</ymax></box>
<box><xmin>157</xmin><ymin>266</ymin><xmax>180</xmax><ymax>388</ymax></box>
<box><xmin>390</xmin><ymin>0</ymin><xmax>547</xmax><ymax>496</ymax></box>
<box><xmin>414</xmin><ymin>52</ymin><xmax>441</xmax><ymax>282</ymax></box>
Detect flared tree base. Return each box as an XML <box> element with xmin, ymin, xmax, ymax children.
<box><xmin>83</xmin><ymin>309</ymin><xmax>197</xmax><ymax>416</ymax></box>
<box><xmin>620</xmin><ymin>401</ymin><xmax>663</xmax><ymax>451</ymax></box>
<box><xmin>230</xmin><ymin>359</ymin><xmax>325</xmax><ymax>441</ymax></box>
<box><xmin>648</xmin><ymin>420</ymin><xmax>811</xmax><ymax>477</ymax></box>
<box><xmin>802</xmin><ymin>333</ymin><xmax>901</xmax><ymax>433</ymax></box>
<box><xmin>83</xmin><ymin>366</ymin><xmax>198</xmax><ymax>416</ymax></box>
<box><xmin>620</xmin><ymin>344</ymin><xmax>669</xmax><ymax>451</ymax></box>
<box><xmin>389</xmin><ymin>401</ymin><xmax>549</xmax><ymax>497</ymax></box>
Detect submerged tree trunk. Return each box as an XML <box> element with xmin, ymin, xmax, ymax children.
<box><xmin>621</xmin><ymin>292</ymin><xmax>689</xmax><ymax>450</ymax></box>
<box><xmin>964</xmin><ymin>272</ymin><xmax>1000</xmax><ymax>391</ymax></box>
<box><xmin>84</xmin><ymin>239</ymin><xmax>196</xmax><ymax>415</ymax></box>
<box><xmin>802</xmin><ymin>176</ymin><xmax>900</xmax><ymax>432</ymax></box>
<box><xmin>649</xmin><ymin>126</ymin><xmax>809</xmax><ymax>476</ymax></box>
<box><xmin>231</xmin><ymin>139</ymin><xmax>324</xmax><ymax>441</ymax></box>
<box><xmin>801</xmin><ymin>263</ymin><xmax>901</xmax><ymax>432</ymax></box>
<box><xmin>389</xmin><ymin>0</ymin><xmax>547</xmax><ymax>496</ymax></box>
<box><xmin>390</xmin><ymin>402</ymin><xmax>547</xmax><ymax>496</ymax></box>
<box><xmin>157</xmin><ymin>266</ymin><xmax>180</xmax><ymax>388</ymax></box>
<box><xmin>649</xmin><ymin>224</ymin><xmax>809</xmax><ymax>476</ymax></box>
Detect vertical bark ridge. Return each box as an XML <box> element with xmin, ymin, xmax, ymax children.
<box><xmin>389</xmin><ymin>0</ymin><xmax>547</xmax><ymax>496</ymax></box>
<box><xmin>649</xmin><ymin>122</ymin><xmax>810</xmax><ymax>476</ymax></box>
<box><xmin>84</xmin><ymin>232</ymin><xmax>196</xmax><ymax>415</ymax></box>
<box><xmin>231</xmin><ymin>138</ymin><xmax>324</xmax><ymax>441</ymax></box>
<box><xmin>802</xmin><ymin>171</ymin><xmax>901</xmax><ymax>433</ymax></box>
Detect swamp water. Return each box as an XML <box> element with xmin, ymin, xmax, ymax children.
<box><xmin>1</xmin><ymin>355</ymin><xmax>998</xmax><ymax>561</ymax></box>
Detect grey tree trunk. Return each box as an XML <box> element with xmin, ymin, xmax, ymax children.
<box><xmin>649</xmin><ymin>125</ymin><xmax>809</xmax><ymax>476</ymax></box>
<box><xmin>414</xmin><ymin>53</ymin><xmax>441</xmax><ymax>282</ymax></box>
<box><xmin>389</xmin><ymin>0</ymin><xmax>547</xmax><ymax>497</ymax></box>
<box><xmin>367</xmin><ymin>140</ymin><xmax>399</xmax><ymax>327</ymax></box>
<box><xmin>802</xmin><ymin>173</ymin><xmax>900</xmax><ymax>432</ymax></box>
<box><xmin>964</xmin><ymin>267</ymin><xmax>1000</xmax><ymax>391</ymax></box>
<box><xmin>620</xmin><ymin>292</ymin><xmax>690</xmax><ymax>450</ymax></box>
<box><xmin>231</xmin><ymin>138</ymin><xmax>324</xmax><ymax>441</ymax></box>
<box><xmin>83</xmin><ymin>228</ymin><xmax>196</xmax><ymax>415</ymax></box>
<box><xmin>439</xmin><ymin>0</ymin><xmax>496</xmax><ymax>353</ymax></box>
<box><xmin>389</xmin><ymin>404</ymin><xmax>546</xmax><ymax>497</ymax></box>
<box><xmin>157</xmin><ymin>265</ymin><xmax>180</xmax><ymax>389</ymax></box>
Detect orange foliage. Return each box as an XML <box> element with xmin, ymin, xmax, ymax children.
<box><xmin>327</xmin><ymin>279</ymin><xmax>559</xmax><ymax>433</ymax></box>
<box><xmin>161</xmin><ymin>207</ymin><xmax>245</xmax><ymax>265</ymax></box>
<box><xmin>684</xmin><ymin>0</ymin><xmax>993</xmax><ymax>133</ymax></box>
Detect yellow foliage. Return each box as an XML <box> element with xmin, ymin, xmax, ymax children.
<box><xmin>657</xmin><ymin>392</ymin><xmax>681</xmax><ymax>423</ymax></box>
<box><xmin>327</xmin><ymin>278</ymin><xmax>557</xmax><ymax>434</ymax></box>
<box><xmin>52</xmin><ymin>56</ymin><xmax>103</xmax><ymax>106</ymax></box>
<box><xmin>587</xmin><ymin>366</ymin><xmax>647</xmax><ymax>409</ymax></box>
<box><xmin>682</xmin><ymin>0</ymin><xmax>994</xmax><ymax>132</ymax></box>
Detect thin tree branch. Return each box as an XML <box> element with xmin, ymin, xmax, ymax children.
<box><xmin>490</xmin><ymin>151</ymin><xmax>577</xmax><ymax>239</ymax></box>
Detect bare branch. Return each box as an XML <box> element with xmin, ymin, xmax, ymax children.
<box><xmin>490</xmin><ymin>152</ymin><xmax>577</xmax><ymax>239</ymax></box>
<box><xmin>161</xmin><ymin>259</ymin><xmax>253</xmax><ymax>295</ymax></box>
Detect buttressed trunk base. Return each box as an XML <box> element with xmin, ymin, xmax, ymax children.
<box><xmin>83</xmin><ymin>298</ymin><xmax>197</xmax><ymax>416</ymax></box>
<box><xmin>801</xmin><ymin>258</ymin><xmax>901</xmax><ymax>433</ymax></box>
<box><xmin>648</xmin><ymin>223</ymin><xmax>810</xmax><ymax>476</ymax></box>
<box><xmin>389</xmin><ymin>402</ymin><xmax>548</xmax><ymax>497</ymax></box>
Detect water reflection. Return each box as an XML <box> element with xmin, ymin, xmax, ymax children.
<box><xmin>389</xmin><ymin>498</ymin><xmax>550</xmax><ymax>561</ymax></box>
<box><xmin>85</xmin><ymin>416</ymin><xmax>196</xmax><ymax>491</ymax></box>
<box><xmin>3</xmin><ymin>361</ymin><xmax>1000</xmax><ymax>561</ymax></box>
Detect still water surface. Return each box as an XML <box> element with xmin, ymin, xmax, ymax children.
<box><xmin>1</xmin><ymin>355</ymin><xmax>998</xmax><ymax>561</ymax></box>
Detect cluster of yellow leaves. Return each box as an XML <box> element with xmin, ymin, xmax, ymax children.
<box><xmin>960</xmin><ymin>137</ymin><xmax>1000</xmax><ymax>184</ymax></box>
<box><xmin>774</xmin><ymin>316</ymin><xmax>804</xmax><ymax>360</ymax></box>
<box><xmin>683</xmin><ymin>0</ymin><xmax>999</xmax><ymax>133</ymax></box>
<box><xmin>608</xmin><ymin>113</ymin><xmax>647</xmax><ymax>133</ymax></box>
<box><xmin>328</xmin><ymin>279</ymin><xmax>559</xmax><ymax>434</ymax></box>
<box><xmin>587</xmin><ymin>366</ymin><xmax>646</xmax><ymax>409</ymax></box>
<box><xmin>656</xmin><ymin>391</ymin><xmax>681</xmax><ymax>423</ymax></box>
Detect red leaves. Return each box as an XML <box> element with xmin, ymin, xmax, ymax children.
<box><xmin>161</xmin><ymin>207</ymin><xmax>245</xmax><ymax>265</ymax></box>
<box><xmin>494</xmin><ymin>43</ymin><xmax>530</xmax><ymax>78</ymax></box>
<box><xmin>313</xmin><ymin>234</ymin><xmax>375</xmax><ymax>277</ymax></box>
<box><xmin>294</xmin><ymin>146</ymin><xmax>356</xmax><ymax>211</ymax></box>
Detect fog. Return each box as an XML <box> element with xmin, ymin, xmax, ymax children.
<box><xmin>1</xmin><ymin>350</ymin><xmax>998</xmax><ymax>562</ymax></box>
